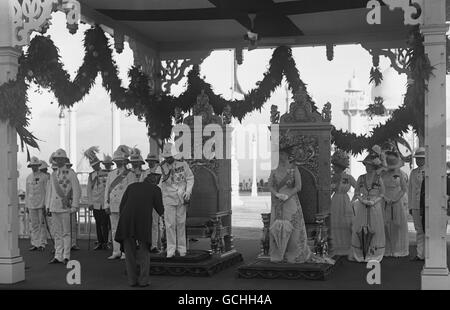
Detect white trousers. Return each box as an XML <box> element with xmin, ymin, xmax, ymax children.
<box><xmin>70</xmin><ymin>212</ymin><xmax>78</xmax><ymax>247</ymax></box>
<box><xmin>152</xmin><ymin>209</ymin><xmax>160</xmax><ymax>249</ymax></box>
<box><xmin>110</xmin><ymin>212</ymin><xmax>121</xmax><ymax>256</ymax></box>
<box><xmin>29</xmin><ymin>208</ymin><xmax>46</xmax><ymax>247</ymax></box>
<box><xmin>411</xmin><ymin>209</ymin><xmax>425</xmax><ymax>259</ymax></box>
<box><xmin>164</xmin><ymin>204</ymin><xmax>187</xmax><ymax>255</ymax></box>
<box><xmin>52</xmin><ymin>212</ymin><xmax>71</xmax><ymax>261</ymax></box>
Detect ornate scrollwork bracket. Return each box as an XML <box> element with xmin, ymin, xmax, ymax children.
<box><xmin>12</xmin><ymin>0</ymin><xmax>80</xmax><ymax>48</ymax></box>
<box><xmin>160</xmin><ymin>51</ymin><xmax>211</xmax><ymax>93</ymax></box>
<box><xmin>361</xmin><ymin>44</ymin><xmax>413</xmax><ymax>76</ymax></box>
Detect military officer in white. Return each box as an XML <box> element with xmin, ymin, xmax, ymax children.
<box><xmin>140</xmin><ymin>153</ymin><xmax>163</xmax><ymax>253</ymax></box>
<box><xmin>408</xmin><ymin>147</ymin><xmax>425</xmax><ymax>261</ymax></box>
<box><xmin>159</xmin><ymin>143</ymin><xmax>194</xmax><ymax>257</ymax></box>
<box><xmin>26</xmin><ymin>156</ymin><xmax>49</xmax><ymax>251</ymax></box>
<box><xmin>45</xmin><ymin>149</ymin><xmax>81</xmax><ymax>264</ymax></box>
<box><xmin>85</xmin><ymin>146</ymin><xmax>110</xmax><ymax>250</ymax></box>
<box><xmin>104</xmin><ymin>145</ymin><xmax>134</xmax><ymax>259</ymax></box>
<box><xmin>129</xmin><ymin>148</ymin><xmax>145</xmax><ymax>183</ymax></box>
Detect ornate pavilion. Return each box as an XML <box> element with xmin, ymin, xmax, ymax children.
<box><xmin>0</xmin><ymin>0</ymin><xmax>448</xmax><ymax>289</ymax></box>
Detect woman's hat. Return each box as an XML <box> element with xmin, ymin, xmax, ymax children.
<box><xmin>27</xmin><ymin>156</ymin><xmax>41</xmax><ymax>167</ymax></box>
<box><xmin>331</xmin><ymin>149</ymin><xmax>350</xmax><ymax>169</ymax></box>
<box><xmin>413</xmin><ymin>147</ymin><xmax>425</xmax><ymax>158</ymax></box>
<box><xmin>385</xmin><ymin>151</ymin><xmax>403</xmax><ymax>169</ymax></box>
<box><xmin>359</xmin><ymin>154</ymin><xmax>382</xmax><ymax>167</ymax></box>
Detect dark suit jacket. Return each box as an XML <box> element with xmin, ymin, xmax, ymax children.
<box><xmin>114</xmin><ymin>181</ymin><xmax>164</xmax><ymax>250</ymax></box>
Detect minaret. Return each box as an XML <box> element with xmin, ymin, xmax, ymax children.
<box><xmin>68</xmin><ymin>108</ymin><xmax>77</xmax><ymax>171</ymax></box>
<box><xmin>58</xmin><ymin>108</ymin><xmax>66</xmax><ymax>150</ymax></box>
<box><xmin>111</xmin><ymin>104</ymin><xmax>121</xmax><ymax>154</ymax></box>
<box><xmin>342</xmin><ymin>72</ymin><xmax>367</xmax><ymax>178</ymax></box>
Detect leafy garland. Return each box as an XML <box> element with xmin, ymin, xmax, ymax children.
<box><xmin>0</xmin><ymin>25</ymin><xmax>431</xmax><ymax>156</ymax></box>
<box><xmin>332</xmin><ymin>26</ymin><xmax>432</xmax><ymax>154</ymax></box>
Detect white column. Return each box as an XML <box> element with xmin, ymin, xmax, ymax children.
<box><xmin>231</xmin><ymin>120</ymin><xmax>243</xmax><ymax>206</ymax></box>
<box><xmin>251</xmin><ymin>133</ymin><xmax>258</xmax><ymax>197</ymax></box>
<box><xmin>0</xmin><ymin>46</ymin><xmax>25</xmax><ymax>283</ymax></box>
<box><xmin>111</xmin><ymin>104</ymin><xmax>120</xmax><ymax>154</ymax></box>
<box><xmin>421</xmin><ymin>0</ymin><xmax>450</xmax><ymax>290</ymax></box>
<box><xmin>58</xmin><ymin>108</ymin><xmax>66</xmax><ymax>149</ymax></box>
<box><xmin>69</xmin><ymin>109</ymin><xmax>77</xmax><ymax>171</ymax></box>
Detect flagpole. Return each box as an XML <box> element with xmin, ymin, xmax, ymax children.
<box><xmin>230</xmin><ymin>49</ymin><xmax>243</xmax><ymax>207</ymax></box>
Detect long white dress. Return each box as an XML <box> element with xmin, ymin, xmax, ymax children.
<box><xmin>382</xmin><ymin>169</ymin><xmax>409</xmax><ymax>257</ymax></box>
<box><xmin>330</xmin><ymin>172</ymin><xmax>356</xmax><ymax>256</ymax></box>
<box><xmin>268</xmin><ymin>165</ymin><xmax>312</xmax><ymax>263</ymax></box>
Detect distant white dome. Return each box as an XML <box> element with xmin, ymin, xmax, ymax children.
<box><xmin>347</xmin><ymin>73</ymin><xmax>362</xmax><ymax>92</ymax></box>
<box><xmin>371</xmin><ymin>67</ymin><xmax>406</xmax><ymax>110</ymax></box>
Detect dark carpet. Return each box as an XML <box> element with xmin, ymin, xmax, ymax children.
<box><xmin>0</xmin><ymin>233</ymin><xmax>447</xmax><ymax>290</ymax></box>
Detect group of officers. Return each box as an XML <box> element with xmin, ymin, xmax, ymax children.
<box><xmin>25</xmin><ymin>143</ymin><xmax>194</xmax><ymax>265</ymax></box>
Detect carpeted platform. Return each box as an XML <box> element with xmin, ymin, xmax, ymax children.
<box><xmin>0</xmin><ymin>234</ymin><xmax>448</xmax><ymax>290</ymax></box>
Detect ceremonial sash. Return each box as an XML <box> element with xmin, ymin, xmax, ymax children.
<box><xmin>90</xmin><ymin>172</ymin><xmax>98</xmax><ymax>190</ymax></box>
<box><xmin>107</xmin><ymin>169</ymin><xmax>130</xmax><ymax>201</ymax></box>
<box><xmin>51</xmin><ymin>172</ymin><xmax>72</xmax><ymax>209</ymax></box>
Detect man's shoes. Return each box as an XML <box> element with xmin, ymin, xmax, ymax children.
<box><xmin>410</xmin><ymin>256</ymin><xmax>424</xmax><ymax>261</ymax></box>
<box><xmin>166</xmin><ymin>252</ymin><xmax>175</xmax><ymax>258</ymax></box>
<box><xmin>139</xmin><ymin>283</ymin><xmax>149</xmax><ymax>288</ymax></box>
<box><xmin>71</xmin><ymin>245</ymin><xmax>81</xmax><ymax>251</ymax></box>
<box><xmin>63</xmin><ymin>258</ymin><xmax>69</xmax><ymax>265</ymax></box>
<box><xmin>48</xmin><ymin>258</ymin><xmax>62</xmax><ymax>264</ymax></box>
<box><xmin>179</xmin><ymin>252</ymin><xmax>186</xmax><ymax>257</ymax></box>
<box><xmin>107</xmin><ymin>254</ymin><xmax>121</xmax><ymax>260</ymax></box>
<box><xmin>29</xmin><ymin>246</ymin><xmax>38</xmax><ymax>251</ymax></box>
<box><xmin>150</xmin><ymin>247</ymin><xmax>160</xmax><ymax>254</ymax></box>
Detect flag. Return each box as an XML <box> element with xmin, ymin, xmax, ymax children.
<box><xmin>233</xmin><ymin>50</ymin><xmax>245</xmax><ymax>96</ymax></box>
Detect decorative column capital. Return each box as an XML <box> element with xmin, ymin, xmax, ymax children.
<box><xmin>11</xmin><ymin>0</ymin><xmax>80</xmax><ymax>48</ymax></box>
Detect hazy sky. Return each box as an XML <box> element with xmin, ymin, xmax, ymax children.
<box><xmin>17</xmin><ymin>12</ymin><xmax>449</xmax><ymax>189</ymax></box>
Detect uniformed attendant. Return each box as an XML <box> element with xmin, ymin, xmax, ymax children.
<box><xmin>159</xmin><ymin>143</ymin><xmax>194</xmax><ymax>258</ymax></box>
<box><xmin>102</xmin><ymin>154</ymin><xmax>114</xmax><ymax>248</ymax></box>
<box><xmin>140</xmin><ymin>153</ymin><xmax>162</xmax><ymax>253</ymax></box>
<box><xmin>102</xmin><ymin>154</ymin><xmax>114</xmax><ymax>172</ymax></box>
<box><xmin>85</xmin><ymin>147</ymin><xmax>109</xmax><ymax>250</ymax></box>
<box><xmin>39</xmin><ymin>160</ymin><xmax>51</xmax><ymax>248</ymax></box>
<box><xmin>129</xmin><ymin>148</ymin><xmax>145</xmax><ymax>183</ymax></box>
<box><xmin>104</xmin><ymin>145</ymin><xmax>135</xmax><ymax>259</ymax></box>
<box><xmin>45</xmin><ymin>149</ymin><xmax>81</xmax><ymax>264</ymax></box>
<box><xmin>25</xmin><ymin>156</ymin><xmax>49</xmax><ymax>251</ymax></box>
<box><xmin>408</xmin><ymin>147</ymin><xmax>425</xmax><ymax>261</ymax></box>
<box><xmin>65</xmin><ymin>159</ymin><xmax>81</xmax><ymax>251</ymax></box>
<box><xmin>39</xmin><ymin>160</ymin><xmax>49</xmax><ymax>175</ymax></box>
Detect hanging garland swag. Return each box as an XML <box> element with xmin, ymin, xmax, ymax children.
<box><xmin>0</xmin><ymin>25</ymin><xmax>430</xmax><ymax>155</ymax></box>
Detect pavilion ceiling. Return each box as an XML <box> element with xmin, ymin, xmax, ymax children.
<box><xmin>79</xmin><ymin>0</ymin><xmax>411</xmax><ymax>58</ymax></box>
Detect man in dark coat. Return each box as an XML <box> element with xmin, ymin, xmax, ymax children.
<box><xmin>114</xmin><ymin>171</ymin><xmax>164</xmax><ymax>287</ymax></box>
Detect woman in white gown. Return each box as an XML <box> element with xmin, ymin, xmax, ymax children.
<box><xmin>381</xmin><ymin>151</ymin><xmax>409</xmax><ymax>257</ymax></box>
<box><xmin>330</xmin><ymin>150</ymin><xmax>357</xmax><ymax>257</ymax></box>
<box><xmin>268</xmin><ymin>147</ymin><xmax>312</xmax><ymax>263</ymax></box>
<box><xmin>350</xmin><ymin>153</ymin><xmax>386</xmax><ymax>262</ymax></box>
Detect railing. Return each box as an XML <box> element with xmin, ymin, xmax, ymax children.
<box><xmin>18</xmin><ymin>202</ymin><xmax>96</xmax><ymax>239</ymax></box>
